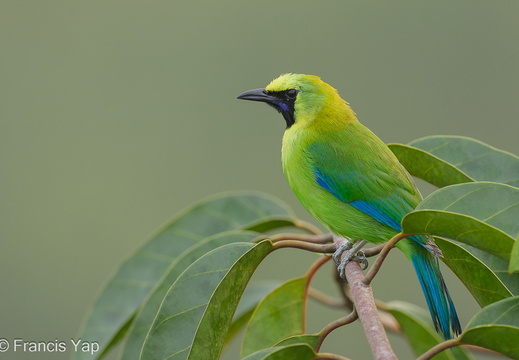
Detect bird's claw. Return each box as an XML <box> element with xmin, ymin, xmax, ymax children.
<box><xmin>333</xmin><ymin>241</ymin><xmax>352</xmax><ymax>266</ymax></box>
<box><xmin>333</xmin><ymin>241</ymin><xmax>369</xmax><ymax>281</ymax></box>
<box><xmin>336</xmin><ymin>250</ymin><xmax>369</xmax><ymax>280</ymax></box>
<box><xmin>352</xmin><ymin>250</ymin><xmax>368</xmax><ymax>270</ymax></box>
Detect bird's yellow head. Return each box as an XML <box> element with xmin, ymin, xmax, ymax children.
<box><xmin>237</xmin><ymin>73</ymin><xmax>356</xmax><ymax>129</ymax></box>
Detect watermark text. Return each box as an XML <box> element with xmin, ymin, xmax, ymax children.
<box><xmin>0</xmin><ymin>338</ymin><xmax>99</xmax><ymax>354</ymax></box>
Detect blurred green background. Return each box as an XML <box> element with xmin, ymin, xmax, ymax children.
<box><xmin>1</xmin><ymin>1</ymin><xmax>518</xmax><ymax>359</ymax></box>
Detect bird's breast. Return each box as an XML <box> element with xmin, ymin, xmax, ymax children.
<box><xmin>281</xmin><ymin>126</ymin><xmax>311</xmax><ymax>176</ymax></box>
<box><xmin>281</xmin><ymin>126</ymin><xmax>323</xmax><ymax>205</ymax></box>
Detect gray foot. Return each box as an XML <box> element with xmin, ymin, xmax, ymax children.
<box><xmin>333</xmin><ymin>241</ymin><xmax>352</xmax><ymax>266</ymax></box>
<box><xmin>334</xmin><ymin>240</ymin><xmax>368</xmax><ymax>280</ymax></box>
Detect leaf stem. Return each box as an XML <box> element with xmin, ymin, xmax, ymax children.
<box><xmin>269</xmin><ymin>233</ymin><xmax>333</xmax><ymax>244</ymax></box>
<box><xmin>363</xmin><ymin>243</ymin><xmax>385</xmax><ymax>257</ymax></box>
<box><xmin>315</xmin><ymin>310</ymin><xmax>358</xmax><ymax>352</ymax></box>
<box><xmin>363</xmin><ymin>232</ymin><xmax>409</xmax><ymax>285</ymax></box>
<box><xmin>303</xmin><ymin>256</ymin><xmax>332</xmax><ymax>332</ymax></box>
<box><xmin>416</xmin><ymin>339</ymin><xmax>461</xmax><ymax>360</ymax></box>
<box><xmin>271</xmin><ymin>240</ymin><xmax>336</xmax><ymax>253</ymax></box>
<box><xmin>305</xmin><ymin>255</ymin><xmax>332</xmax><ymax>280</ymax></box>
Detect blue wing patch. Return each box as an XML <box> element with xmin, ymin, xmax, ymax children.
<box><xmin>314</xmin><ymin>170</ymin><xmax>336</xmax><ymax>196</ymax></box>
<box><xmin>314</xmin><ymin>168</ymin><xmax>403</xmax><ymax>232</ymax></box>
<box><xmin>349</xmin><ymin>200</ymin><xmax>402</xmax><ymax>231</ymax></box>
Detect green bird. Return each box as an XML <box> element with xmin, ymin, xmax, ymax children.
<box><xmin>237</xmin><ymin>73</ymin><xmax>461</xmax><ymax>339</ymax></box>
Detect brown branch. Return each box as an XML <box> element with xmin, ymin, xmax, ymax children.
<box><xmin>345</xmin><ymin>260</ymin><xmax>397</xmax><ymax>360</ymax></box>
<box><xmin>332</xmin><ymin>236</ymin><xmax>397</xmax><ymax>360</ymax></box>
<box><xmin>335</xmin><ymin>272</ymin><xmax>354</xmax><ymax>310</ymax></box>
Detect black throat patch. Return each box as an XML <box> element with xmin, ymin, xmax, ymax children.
<box><xmin>264</xmin><ymin>89</ymin><xmax>298</xmax><ymax>128</ymax></box>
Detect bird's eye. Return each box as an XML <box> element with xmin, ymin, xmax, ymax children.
<box><xmin>286</xmin><ymin>89</ymin><xmax>298</xmax><ymax>99</ymax></box>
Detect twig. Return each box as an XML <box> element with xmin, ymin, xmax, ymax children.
<box><xmin>269</xmin><ymin>233</ymin><xmax>333</xmax><ymax>244</ymax></box>
<box><xmin>363</xmin><ymin>243</ymin><xmax>385</xmax><ymax>257</ymax></box>
<box><xmin>305</xmin><ymin>255</ymin><xmax>332</xmax><ymax>279</ymax></box>
<box><xmin>303</xmin><ymin>256</ymin><xmax>333</xmax><ymax>332</ymax></box>
<box><xmin>316</xmin><ymin>310</ymin><xmax>358</xmax><ymax>352</ymax></box>
<box><xmin>416</xmin><ymin>339</ymin><xmax>461</xmax><ymax>360</ymax></box>
<box><xmin>272</xmin><ymin>240</ymin><xmax>336</xmax><ymax>253</ymax></box>
<box><xmin>363</xmin><ymin>232</ymin><xmax>409</xmax><ymax>285</ymax></box>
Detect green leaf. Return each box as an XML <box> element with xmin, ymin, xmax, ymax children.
<box><xmin>409</xmin><ymin>136</ymin><xmax>519</xmax><ymax>187</ymax></box>
<box><xmin>141</xmin><ymin>241</ymin><xmax>272</xmax><ymax>360</ymax></box>
<box><xmin>403</xmin><ymin>182</ymin><xmax>519</xmax><ymax>261</ymax></box>
<box><xmin>384</xmin><ymin>301</ymin><xmax>472</xmax><ymax>360</ymax></box>
<box><xmin>434</xmin><ymin>238</ymin><xmax>513</xmax><ymax>307</ymax></box>
<box><xmin>460</xmin><ymin>296</ymin><xmax>519</xmax><ymax>359</ymax></box>
<box><xmin>245</xmin><ymin>217</ymin><xmax>298</xmax><ymax>233</ymax></box>
<box><xmin>75</xmin><ymin>191</ymin><xmax>293</xmax><ymax>360</ymax></box>
<box><xmin>511</xmin><ymin>235</ymin><xmax>519</xmax><ymax>273</ymax></box>
<box><xmin>388</xmin><ymin>143</ymin><xmax>473</xmax><ymax>187</ymax></box>
<box><xmin>241</xmin><ymin>277</ymin><xmax>307</xmax><ymax>358</ymax></box>
<box><xmin>454</xmin><ymin>243</ymin><xmax>519</xmax><ymax>296</ymax></box>
<box><xmin>389</xmin><ymin>136</ymin><xmax>519</xmax><ymax>187</ymax></box>
<box><xmin>416</xmin><ymin>182</ymin><xmax>519</xmax><ymax>238</ymax></box>
<box><xmin>225</xmin><ymin>280</ymin><xmax>283</xmax><ymax>346</ymax></box>
<box><xmin>242</xmin><ymin>344</ymin><xmax>316</xmax><ymax>360</ymax></box>
<box><xmin>466</xmin><ymin>296</ymin><xmax>519</xmax><ymax>328</ymax></box>
<box><xmin>404</xmin><ymin>211</ymin><xmax>513</xmax><ymax>261</ymax></box>
<box><xmin>120</xmin><ymin>231</ymin><xmax>264</xmax><ymax>359</ymax></box>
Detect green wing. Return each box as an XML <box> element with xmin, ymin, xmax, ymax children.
<box><xmin>308</xmin><ymin>140</ymin><xmax>422</xmax><ymax>233</ymax></box>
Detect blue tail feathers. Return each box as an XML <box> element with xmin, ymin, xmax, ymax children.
<box><xmin>410</xmin><ymin>246</ymin><xmax>462</xmax><ymax>339</ymax></box>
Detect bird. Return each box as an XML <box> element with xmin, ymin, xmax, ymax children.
<box><xmin>237</xmin><ymin>73</ymin><xmax>461</xmax><ymax>339</ymax></box>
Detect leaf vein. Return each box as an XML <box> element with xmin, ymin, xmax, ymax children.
<box><xmin>442</xmin><ymin>185</ymin><xmax>494</xmax><ymax>211</ymax></box>
<box><xmin>164</xmin><ymin>345</ymin><xmax>191</xmax><ymax>360</ymax></box>
<box><xmin>425</xmin><ymin>141</ymin><xmax>450</xmax><ymax>153</ymax></box>
<box><xmin>483</xmin><ymin>203</ymin><xmax>519</xmax><ymax>222</ymax></box>
<box><xmin>453</xmin><ymin>152</ymin><xmax>492</xmax><ymax>167</ymax></box>
<box><xmin>155</xmin><ymin>302</ymin><xmax>208</xmax><ymax>329</ymax></box>
<box><xmin>489</xmin><ymin>302</ymin><xmax>519</xmax><ymax>324</ymax></box>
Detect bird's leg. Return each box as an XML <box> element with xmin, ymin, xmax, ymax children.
<box><xmin>334</xmin><ymin>240</ymin><xmax>368</xmax><ymax>281</ymax></box>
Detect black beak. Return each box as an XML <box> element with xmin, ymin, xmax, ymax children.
<box><xmin>237</xmin><ymin>87</ymin><xmax>296</xmax><ymax>128</ymax></box>
<box><xmin>236</xmin><ymin>88</ymin><xmax>276</xmax><ymax>104</ymax></box>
